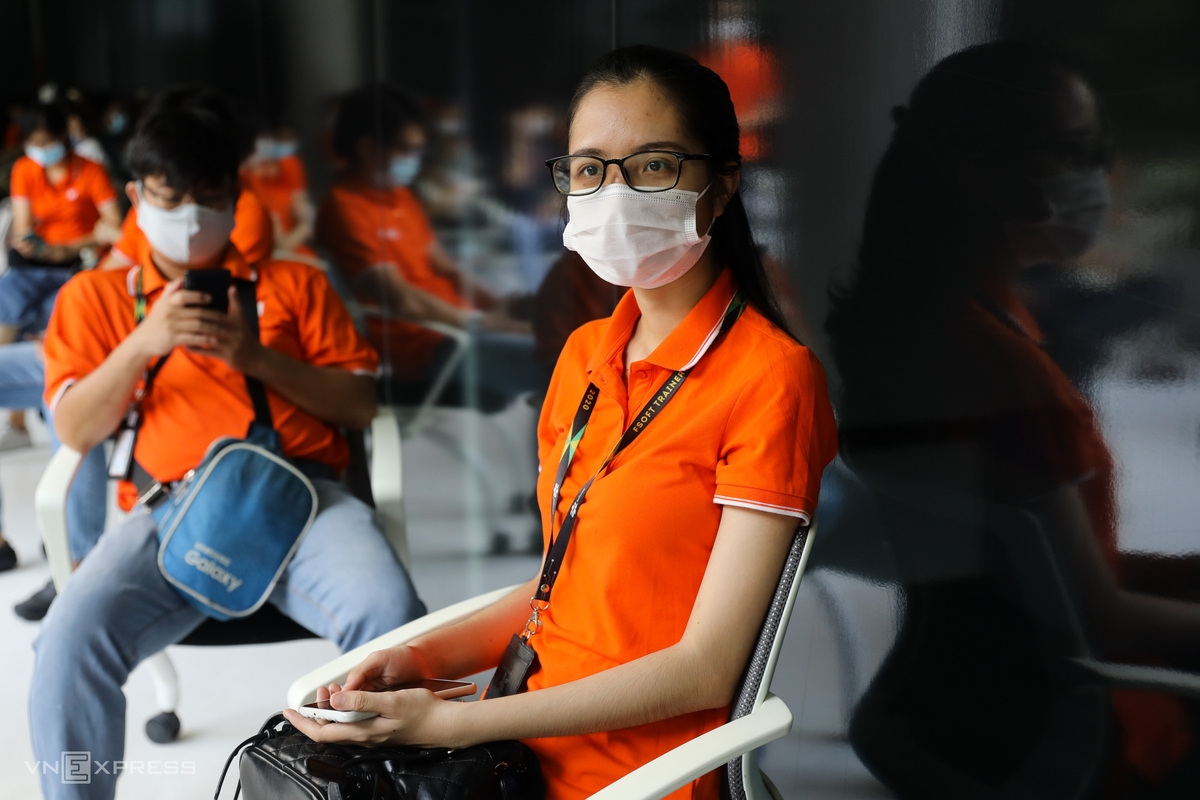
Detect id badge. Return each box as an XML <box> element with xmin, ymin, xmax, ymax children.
<box><xmin>107</xmin><ymin>411</ymin><xmax>140</xmax><ymax>481</ymax></box>
<box><xmin>484</xmin><ymin>634</ymin><xmax>539</xmax><ymax>699</ymax></box>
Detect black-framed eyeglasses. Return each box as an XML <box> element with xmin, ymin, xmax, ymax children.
<box><xmin>545</xmin><ymin>150</ymin><xmax>711</xmax><ymax>196</ymax></box>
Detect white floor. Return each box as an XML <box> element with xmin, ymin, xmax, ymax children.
<box><xmin>0</xmin><ymin>404</ymin><xmax>889</xmax><ymax>799</ymax></box>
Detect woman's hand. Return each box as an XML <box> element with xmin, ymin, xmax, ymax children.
<box><xmin>282</xmin><ymin>681</ymin><xmax>463</xmax><ymax>749</ymax></box>
<box><xmin>343</xmin><ymin>644</ymin><xmax>430</xmax><ymax>693</ymax></box>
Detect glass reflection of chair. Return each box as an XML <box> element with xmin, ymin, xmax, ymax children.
<box><xmin>288</xmin><ymin>521</ymin><xmax>820</xmax><ymax>800</ymax></box>
<box><xmin>34</xmin><ymin>409</ymin><xmax>409</xmax><ymax>743</ymax></box>
<box><xmin>846</xmin><ymin>459</ymin><xmax>1200</xmax><ymax>800</ymax></box>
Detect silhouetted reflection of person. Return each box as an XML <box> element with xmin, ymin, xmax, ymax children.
<box><xmin>827</xmin><ymin>42</ymin><xmax>1200</xmax><ymax>799</ymax></box>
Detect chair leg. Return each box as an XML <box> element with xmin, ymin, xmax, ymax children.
<box><xmin>144</xmin><ymin>651</ymin><xmax>182</xmax><ymax>743</ymax></box>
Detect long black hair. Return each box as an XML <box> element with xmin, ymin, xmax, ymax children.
<box><xmin>568</xmin><ymin>45</ymin><xmax>793</xmax><ymax>338</ymax></box>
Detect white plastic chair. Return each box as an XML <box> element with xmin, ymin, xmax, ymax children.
<box><xmin>287</xmin><ymin>521</ymin><xmax>818</xmax><ymax>800</ymax></box>
<box><xmin>34</xmin><ymin>408</ymin><xmax>410</xmax><ymax>742</ymax></box>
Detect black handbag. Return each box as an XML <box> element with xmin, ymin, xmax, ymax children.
<box><xmin>218</xmin><ymin>713</ymin><xmax>545</xmax><ymax>800</ymax></box>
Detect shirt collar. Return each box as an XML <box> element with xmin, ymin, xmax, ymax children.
<box><xmin>586</xmin><ymin>267</ymin><xmax>738</xmax><ymax>375</ymax></box>
<box><xmin>125</xmin><ymin>229</ymin><xmax>253</xmax><ymax>297</ymax></box>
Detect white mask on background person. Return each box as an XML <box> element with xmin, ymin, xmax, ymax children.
<box><xmin>563</xmin><ymin>183</ymin><xmax>714</xmax><ymax>289</ymax></box>
<box><xmin>273</xmin><ymin>141</ymin><xmax>298</xmax><ymax>159</ymax></box>
<box><xmin>136</xmin><ymin>183</ymin><xmax>236</xmax><ymax>266</ymax></box>
<box><xmin>25</xmin><ymin>142</ymin><xmax>66</xmax><ymax>168</ymax></box>
<box><xmin>1010</xmin><ymin>168</ymin><xmax>1111</xmax><ymax>261</ymax></box>
<box><xmin>254</xmin><ymin>137</ymin><xmax>276</xmax><ymax>161</ymax></box>
<box><xmin>389</xmin><ymin>154</ymin><xmax>421</xmax><ymax>187</ymax></box>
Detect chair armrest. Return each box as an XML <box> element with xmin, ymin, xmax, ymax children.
<box><xmin>34</xmin><ymin>446</ymin><xmax>84</xmax><ymax>593</ymax></box>
<box><xmin>1070</xmin><ymin>658</ymin><xmax>1200</xmax><ymax>699</ymax></box>
<box><xmin>369</xmin><ymin>408</ymin><xmax>409</xmax><ymax>569</ymax></box>
<box><xmin>587</xmin><ymin>694</ymin><xmax>794</xmax><ymax>800</ymax></box>
<box><xmin>287</xmin><ymin>584</ymin><xmax>521</xmax><ymax>709</ymax></box>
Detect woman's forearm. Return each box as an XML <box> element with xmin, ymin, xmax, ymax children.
<box><xmin>408</xmin><ymin>579</ymin><xmax>537</xmax><ymax>679</ymax></box>
<box><xmin>439</xmin><ymin>635</ymin><xmax>726</xmax><ymax>749</ymax></box>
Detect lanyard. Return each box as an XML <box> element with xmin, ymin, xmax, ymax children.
<box><xmin>133</xmin><ymin>268</ymin><xmax>169</xmax><ymax>400</ymax></box>
<box><xmin>522</xmin><ymin>291</ymin><xmax>746</xmax><ymax>641</ymax></box>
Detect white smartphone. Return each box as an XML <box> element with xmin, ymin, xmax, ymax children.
<box><xmin>298</xmin><ymin>679</ymin><xmax>478</xmax><ymax>723</ymax></box>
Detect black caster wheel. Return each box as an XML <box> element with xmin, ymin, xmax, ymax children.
<box><xmin>146</xmin><ymin>711</ymin><xmax>181</xmax><ymax>743</ymax></box>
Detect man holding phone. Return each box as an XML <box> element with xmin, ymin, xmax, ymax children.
<box><xmin>29</xmin><ymin>107</ymin><xmax>426</xmax><ymax>800</ymax></box>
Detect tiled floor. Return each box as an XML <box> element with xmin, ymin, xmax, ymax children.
<box><xmin>0</xmin><ymin>404</ymin><xmax>889</xmax><ymax>799</ymax></box>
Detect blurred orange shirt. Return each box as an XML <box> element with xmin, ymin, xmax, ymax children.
<box><xmin>240</xmin><ymin>155</ymin><xmax>307</xmax><ymax>233</ymax></box>
<box><xmin>526</xmin><ymin>267</ymin><xmax>838</xmax><ymax>799</ymax></box>
<box><xmin>316</xmin><ymin>176</ymin><xmax>466</xmax><ymax>380</ymax></box>
<box><xmin>44</xmin><ymin>236</ymin><xmax>377</xmax><ymax>510</ymax></box>
<box><xmin>111</xmin><ymin>188</ymin><xmax>275</xmax><ymax>267</ymax></box>
<box><xmin>695</xmin><ymin>40</ymin><xmax>781</xmax><ymax>162</ymax></box>
<box><xmin>9</xmin><ymin>154</ymin><xmax>116</xmax><ymax>244</ymax></box>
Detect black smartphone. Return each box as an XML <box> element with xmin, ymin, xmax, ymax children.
<box><xmin>183</xmin><ymin>268</ymin><xmax>231</xmax><ymax>314</ymax></box>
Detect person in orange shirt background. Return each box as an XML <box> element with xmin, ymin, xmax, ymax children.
<box><xmin>317</xmin><ymin>83</ymin><xmax>539</xmax><ymax>399</ymax></box>
<box><xmin>2</xmin><ymin>103</ymin><xmax>121</xmax><ymax>343</ymax></box>
<box><xmin>0</xmin><ymin>102</ymin><xmax>119</xmax><ymax>588</ymax></box>
<box><xmin>286</xmin><ymin>46</ymin><xmax>838</xmax><ymax>799</ymax></box>
<box><xmin>240</xmin><ymin>125</ymin><xmax>316</xmax><ymax>260</ymax></box>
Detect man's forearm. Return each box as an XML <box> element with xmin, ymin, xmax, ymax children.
<box><xmin>244</xmin><ymin>346</ymin><xmax>376</xmax><ymax>430</ymax></box>
<box><xmin>54</xmin><ymin>332</ymin><xmax>154</xmax><ymax>451</ymax></box>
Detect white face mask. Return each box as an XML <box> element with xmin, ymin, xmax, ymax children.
<box><xmin>563</xmin><ymin>183</ymin><xmax>713</xmax><ymax>289</ymax></box>
<box><xmin>136</xmin><ymin>183</ymin><xmax>236</xmax><ymax>266</ymax></box>
<box><xmin>1035</xmin><ymin>168</ymin><xmax>1111</xmax><ymax>259</ymax></box>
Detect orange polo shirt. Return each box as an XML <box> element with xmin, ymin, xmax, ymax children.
<box><xmin>44</xmin><ymin>236</ymin><xmax>377</xmax><ymax>509</ymax></box>
<box><xmin>240</xmin><ymin>155</ymin><xmax>307</xmax><ymax>232</ymax></box>
<box><xmin>110</xmin><ymin>188</ymin><xmax>275</xmax><ymax>267</ymax></box>
<box><xmin>525</xmin><ymin>267</ymin><xmax>838</xmax><ymax>799</ymax></box>
<box><xmin>316</xmin><ymin>176</ymin><xmax>467</xmax><ymax>380</ymax></box>
<box><xmin>9</xmin><ymin>154</ymin><xmax>116</xmax><ymax>244</ymax></box>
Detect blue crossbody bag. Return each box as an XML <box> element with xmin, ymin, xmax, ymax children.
<box><xmin>124</xmin><ymin>278</ymin><xmax>320</xmax><ymax>621</ymax></box>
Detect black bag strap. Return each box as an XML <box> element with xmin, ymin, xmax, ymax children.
<box><xmin>234</xmin><ymin>278</ymin><xmax>273</xmax><ymax>430</ymax></box>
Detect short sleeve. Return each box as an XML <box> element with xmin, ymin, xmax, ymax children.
<box><xmin>43</xmin><ymin>274</ymin><xmax>127</xmax><ymax>410</ymax></box>
<box><xmin>9</xmin><ymin>157</ymin><xmax>33</xmax><ymax>200</ymax></box>
<box><xmin>287</xmin><ymin>263</ymin><xmax>379</xmax><ymax>375</ymax></box>
<box><xmin>714</xmin><ymin>344</ymin><xmax>838</xmax><ymax>523</ymax></box>
<box><xmin>232</xmin><ymin>189</ymin><xmax>275</xmax><ymax>264</ymax></box>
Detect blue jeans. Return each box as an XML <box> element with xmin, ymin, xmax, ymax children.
<box><xmin>29</xmin><ymin>478</ymin><xmax>425</xmax><ymax>800</ymax></box>
<box><xmin>0</xmin><ymin>264</ymin><xmax>73</xmax><ymax>331</ymax></box>
<box><xmin>0</xmin><ymin>341</ymin><xmax>107</xmax><ymax>559</ymax></box>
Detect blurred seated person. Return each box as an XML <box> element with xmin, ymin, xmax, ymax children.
<box><xmin>317</xmin><ymin>84</ymin><xmax>540</xmax><ymax>400</ymax></box>
<box><xmin>29</xmin><ymin>107</ymin><xmax>425</xmax><ymax>800</ymax></box>
<box><xmin>531</xmin><ymin>249</ymin><xmax>623</xmax><ymax>383</ymax></box>
<box><xmin>241</xmin><ymin>126</ymin><xmax>316</xmax><ymax>259</ymax></box>
<box><xmin>98</xmin><ymin>88</ymin><xmax>274</xmax><ymax>269</ymax></box>
<box><xmin>3</xmin><ymin>102</ymin><xmax>121</xmax><ymax>347</ymax></box>
<box><xmin>65</xmin><ymin>91</ymin><xmax>111</xmax><ymax>169</ymax></box>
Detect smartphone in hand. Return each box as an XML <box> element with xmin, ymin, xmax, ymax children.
<box><xmin>183</xmin><ymin>268</ymin><xmax>231</xmax><ymax>314</ymax></box>
<box><xmin>298</xmin><ymin>679</ymin><xmax>477</xmax><ymax>723</ymax></box>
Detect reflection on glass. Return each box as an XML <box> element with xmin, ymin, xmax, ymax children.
<box><xmin>828</xmin><ymin>41</ymin><xmax>1200</xmax><ymax>799</ymax></box>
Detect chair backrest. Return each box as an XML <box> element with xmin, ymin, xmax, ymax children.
<box><xmin>724</xmin><ymin>520</ymin><xmax>816</xmax><ymax>800</ymax></box>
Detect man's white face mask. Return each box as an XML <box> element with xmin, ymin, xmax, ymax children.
<box><xmin>562</xmin><ymin>183</ymin><xmax>715</xmax><ymax>289</ymax></box>
<box><xmin>136</xmin><ymin>182</ymin><xmax>236</xmax><ymax>266</ymax></box>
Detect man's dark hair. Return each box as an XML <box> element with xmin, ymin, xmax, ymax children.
<box><xmin>127</xmin><ymin>108</ymin><xmax>239</xmax><ymax>194</ymax></box>
<box><xmin>332</xmin><ymin>84</ymin><xmax>424</xmax><ymax>161</ymax></box>
<box><xmin>20</xmin><ymin>103</ymin><xmax>68</xmax><ymax>140</ymax></box>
